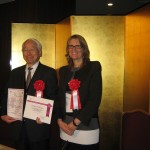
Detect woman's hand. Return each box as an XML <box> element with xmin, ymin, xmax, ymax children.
<box><xmin>68</xmin><ymin>118</ymin><xmax>81</xmax><ymax>133</ymax></box>
<box><xmin>67</xmin><ymin>121</ymin><xmax>77</xmax><ymax>133</ymax></box>
<box><xmin>57</xmin><ymin>119</ymin><xmax>74</xmax><ymax>135</ymax></box>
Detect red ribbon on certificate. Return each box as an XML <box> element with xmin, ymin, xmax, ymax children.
<box><xmin>27</xmin><ymin>100</ymin><xmax>52</xmax><ymax>117</ymax></box>
<box><xmin>46</xmin><ymin>104</ymin><xmax>51</xmax><ymax>117</ymax></box>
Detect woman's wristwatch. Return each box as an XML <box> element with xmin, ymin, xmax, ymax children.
<box><xmin>72</xmin><ymin>119</ymin><xmax>79</xmax><ymax>127</ymax></box>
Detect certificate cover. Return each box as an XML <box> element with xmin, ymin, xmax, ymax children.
<box><xmin>7</xmin><ymin>88</ymin><xmax>24</xmax><ymax>120</ymax></box>
<box><xmin>23</xmin><ymin>95</ymin><xmax>54</xmax><ymax>124</ymax></box>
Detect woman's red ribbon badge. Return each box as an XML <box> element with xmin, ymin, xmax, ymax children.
<box><xmin>34</xmin><ymin>80</ymin><xmax>45</xmax><ymax>98</ymax></box>
<box><xmin>68</xmin><ymin>79</ymin><xmax>82</xmax><ymax>110</ymax></box>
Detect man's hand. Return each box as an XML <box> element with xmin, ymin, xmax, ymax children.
<box><xmin>36</xmin><ymin>117</ymin><xmax>43</xmax><ymax>124</ymax></box>
<box><xmin>1</xmin><ymin>115</ymin><xmax>17</xmax><ymax>124</ymax></box>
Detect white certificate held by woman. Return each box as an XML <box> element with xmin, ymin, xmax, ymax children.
<box><xmin>23</xmin><ymin>95</ymin><xmax>54</xmax><ymax>124</ymax></box>
<box><xmin>7</xmin><ymin>88</ymin><xmax>24</xmax><ymax>120</ymax></box>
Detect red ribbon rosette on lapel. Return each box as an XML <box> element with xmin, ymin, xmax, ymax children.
<box><xmin>34</xmin><ymin>80</ymin><xmax>45</xmax><ymax>98</ymax></box>
<box><xmin>68</xmin><ymin>79</ymin><xmax>82</xmax><ymax>110</ymax></box>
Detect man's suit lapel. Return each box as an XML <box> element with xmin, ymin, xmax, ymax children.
<box><xmin>18</xmin><ymin>65</ymin><xmax>26</xmax><ymax>88</ymax></box>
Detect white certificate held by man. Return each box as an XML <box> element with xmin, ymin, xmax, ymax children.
<box><xmin>7</xmin><ymin>88</ymin><xmax>24</xmax><ymax>120</ymax></box>
<box><xmin>23</xmin><ymin>95</ymin><xmax>54</xmax><ymax>124</ymax></box>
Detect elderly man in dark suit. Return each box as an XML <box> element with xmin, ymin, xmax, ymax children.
<box><xmin>0</xmin><ymin>38</ymin><xmax>58</xmax><ymax>150</ymax></box>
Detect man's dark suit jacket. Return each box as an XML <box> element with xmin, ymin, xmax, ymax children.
<box><xmin>1</xmin><ymin>63</ymin><xmax>58</xmax><ymax>142</ymax></box>
<box><xmin>57</xmin><ymin>61</ymin><xmax>102</xmax><ymax>126</ymax></box>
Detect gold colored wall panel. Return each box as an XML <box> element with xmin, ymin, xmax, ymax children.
<box><xmin>12</xmin><ymin>23</ymin><xmax>55</xmax><ymax>69</ymax></box>
<box><xmin>55</xmin><ymin>18</ymin><xmax>71</xmax><ymax>70</ymax></box>
<box><xmin>71</xmin><ymin>16</ymin><xmax>125</xmax><ymax>150</ymax></box>
<box><xmin>124</xmin><ymin>4</ymin><xmax>150</xmax><ymax>111</ymax></box>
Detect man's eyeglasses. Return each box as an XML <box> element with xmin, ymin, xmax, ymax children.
<box><xmin>68</xmin><ymin>45</ymin><xmax>82</xmax><ymax>50</ymax></box>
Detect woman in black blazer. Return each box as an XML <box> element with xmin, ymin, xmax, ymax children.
<box><xmin>57</xmin><ymin>34</ymin><xmax>102</xmax><ymax>150</ymax></box>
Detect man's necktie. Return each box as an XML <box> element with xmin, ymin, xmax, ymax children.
<box><xmin>26</xmin><ymin>67</ymin><xmax>33</xmax><ymax>88</ymax></box>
